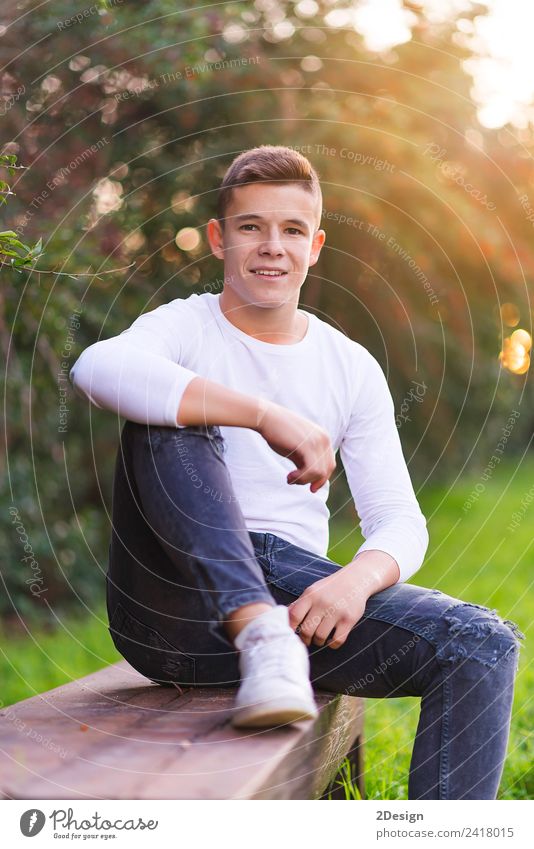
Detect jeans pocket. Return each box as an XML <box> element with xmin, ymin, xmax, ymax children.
<box><xmin>108</xmin><ymin>602</ymin><xmax>196</xmax><ymax>685</ymax></box>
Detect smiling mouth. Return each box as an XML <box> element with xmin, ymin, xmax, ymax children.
<box><xmin>249</xmin><ymin>269</ymin><xmax>288</xmax><ymax>278</ymax></box>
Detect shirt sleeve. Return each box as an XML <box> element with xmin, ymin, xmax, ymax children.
<box><xmin>338</xmin><ymin>348</ymin><xmax>429</xmax><ymax>583</ymax></box>
<box><xmin>69</xmin><ymin>300</ymin><xmax>200</xmax><ymax>427</ymax></box>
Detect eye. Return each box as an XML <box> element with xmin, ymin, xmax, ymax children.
<box><xmin>239</xmin><ymin>224</ymin><xmax>304</xmax><ymax>235</ymax></box>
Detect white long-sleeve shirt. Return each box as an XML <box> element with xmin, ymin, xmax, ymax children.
<box><xmin>69</xmin><ymin>291</ymin><xmax>428</xmax><ymax>582</ymax></box>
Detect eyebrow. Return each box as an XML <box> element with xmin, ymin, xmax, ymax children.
<box><xmin>233</xmin><ymin>213</ymin><xmax>310</xmax><ymax>231</ymax></box>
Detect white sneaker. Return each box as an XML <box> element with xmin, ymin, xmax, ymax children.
<box><xmin>231</xmin><ymin>605</ymin><xmax>319</xmax><ymax>728</ymax></box>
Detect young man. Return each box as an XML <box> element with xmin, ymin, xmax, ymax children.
<box><xmin>70</xmin><ymin>145</ymin><xmax>522</xmax><ymax>799</ymax></box>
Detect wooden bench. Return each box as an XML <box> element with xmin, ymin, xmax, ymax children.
<box><xmin>0</xmin><ymin>661</ymin><xmax>364</xmax><ymax>800</ymax></box>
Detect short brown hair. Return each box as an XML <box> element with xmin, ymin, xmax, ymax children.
<box><xmin>216</xmin><ymin>144</ymin><xmax>322</xmax><ymax>231</ymax></box>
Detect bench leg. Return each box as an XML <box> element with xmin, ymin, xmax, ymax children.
<box><xmin>319</xmin><ymin>734</ymin><xmax>365</xmax><ymax>800</ymax></box>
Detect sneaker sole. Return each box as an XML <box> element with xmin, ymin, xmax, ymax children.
<box><xmin>231</xmin><ymin>699</ymin><xmax>319</xmax><ymax>729</ymax></box>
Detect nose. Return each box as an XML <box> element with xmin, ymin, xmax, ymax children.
<box><xmin>258</xmin><ymin>228</ymin><xmax>286</xmax><ymax>257</ymax></box>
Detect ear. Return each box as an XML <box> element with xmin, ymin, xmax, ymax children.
<box><xmin>207</xmin><ymin>218</ymin><xmax>225</xmax><ymax>260</ymax></box>
<box><xmin>308</xmin><ymin>229</ymin><xmax>326</xmax><ymax>267</ymax></box>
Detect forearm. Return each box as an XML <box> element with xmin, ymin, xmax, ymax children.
<box><xmin>70</xmin><ymin>335</ymin><xmax>270</xmax><ymax>432</ymax></box>
<box><xmin>177</xmin><ymin>376</ymin><xmax>267</xmax><ymax>429</ymax></box>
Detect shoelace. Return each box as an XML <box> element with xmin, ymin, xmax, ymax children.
<box><xmin>244</xmin><ymin>631</ymin><xmax>304</xmax><ymax>680</ymax></box>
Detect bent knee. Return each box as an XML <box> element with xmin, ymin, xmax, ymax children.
<box><xmin>435</xmin><ymin>600</ymin><xmax>524</xmax><ymax>670</ymax></box>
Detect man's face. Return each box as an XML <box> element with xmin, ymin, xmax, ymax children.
<box><xmin>207</xmin><ymin>182</ymin><xmax>325</xmax><ymax>309</ymax></box>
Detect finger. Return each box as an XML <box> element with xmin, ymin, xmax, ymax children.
<box><xmin>328</xmin><ymin>621</ymin><xmax>352</xmax><ymax>650</ymax></box>
<box><xmin>287</xmin><ymin>596</ymin><xmax>312</xmax><ymax>631</ymax></box>
<box><xmin>287</xmin><ymin>469</ymin><xmax>307</xmax><ymax>485</ymax></box>
<box><xmin>312</xmin><ymin>619</ymin><xmax>337</xmax><ymax>647</ymax></box>
<box><xmin>297</xmin><ymin>610</ymin><xmax>323</xmax><ymax>647</ymax></box>
<box><xmin>310</xmin><ymin>477</ymin><xmax>327</xmax><ymax>493</ymax></box>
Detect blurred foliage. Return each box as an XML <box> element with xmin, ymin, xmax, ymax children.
<box><xmin>0</xmin><ymin>154</ymin><xmax>44</xmax><ymax>270</ymax></box>
<box><xmin>1</xmin><ymin>0</ymin><xmax>532</xmax><ymax>620</ymax></box>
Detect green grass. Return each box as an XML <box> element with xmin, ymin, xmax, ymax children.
<box><xmin>0</xmin><ymin>608</ymin><xmax>122</xmax><ymax>710</ymax></box>
<box><xmin>1</xmin><ymin>457</ymin><xmax>532</xmax><ymax>799</ymax></box>
<box><xmin>327</xmin><ymin>456</ymin><xmax>534</xmax><ymax>800</ymax></box>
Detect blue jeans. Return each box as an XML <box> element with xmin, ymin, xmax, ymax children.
<box><xmin>107</xmin><ymin>422</ymin><xmax>524</xmax><ymax>800</ymax></box>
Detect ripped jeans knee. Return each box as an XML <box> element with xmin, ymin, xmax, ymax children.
<box><xmin>436</xmin><ymin>600</ymin><xmax>525</xmax><ymax>672</ymax></box>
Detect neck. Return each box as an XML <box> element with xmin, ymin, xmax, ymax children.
<box><xmin>218</xmin><ymin>287</ymin><xmax>308</xmax><ymax>345</ymax></box>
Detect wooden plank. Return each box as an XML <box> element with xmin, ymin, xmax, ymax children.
<box><xmin>128</xmin><ymin>693</ymin><xmax>364</xmax><ymax>800</ymax></box>
<box><xmin>0</xmin><ymin>663</ymin><xmax>189</xmax><ymax>799</ymax></box>
<box><xmin>0</xmin><ymin>661</ymin><xmax>363</xmax><ymax>800</ymax></box>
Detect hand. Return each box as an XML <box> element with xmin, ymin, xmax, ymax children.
<box><xmin>255</xmin><ymin>399</ymin><xmax>336</xmax><ymax>493</ymax></box>
<box><xmin>287</xmin><ymin>551</ymin><xmax>400</xmax><ymax>649</ymax></box>
<box><xmin>287</xmin><ymin>566</ymin><xmax>368</xmax><ymax>650</ymax></box>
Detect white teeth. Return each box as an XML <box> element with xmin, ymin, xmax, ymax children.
<box><xmin>253</xmin><ymin>270</ymin><xmax>285</xmax><ymax>276</ymax></box>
